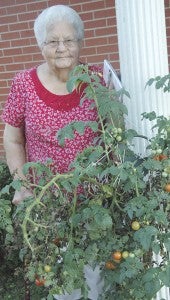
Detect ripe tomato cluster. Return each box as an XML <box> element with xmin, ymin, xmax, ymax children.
<box><xmin>105</xmin><ymin>221</ymin><xmax>142</xmax><ymax>271</ymax></box>
<box><xmin>105</xmin><ymin>250</ymin><xmax>130</xmax><ymax>270</ymax></box>
<box><xmin>34</xmin><ymin>265</ymin><xmax>51</xmax><ymax>287</ymax></box>
<box><xmin>152</xmin><ymin>148</ymin><xmax>167</xmax><ymax>160</ymax></box>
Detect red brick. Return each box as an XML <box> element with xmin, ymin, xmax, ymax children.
<box><xmin>0</xmin><ymin>0</ymin><xmax>14</xmax><ymax>7</ymax></box>
<box><xmin>85</xmin><ymin>37</ymin><xmax>108</xmax><ymax>47</ymax></box>
<box><xmin>0</xmin><ymin>66</ymin><xmax>5</xmax><ymax>72</ymax></box>
<box><xmin>22</xmin><ymin>45</ymin><xmax>39</xmax><ymax>54</ymax></box>
<box><xmin>10</xmin><ymin>39</ymin><xmax>31</xmax><ymax>47</ymax></box>
<box><xmin>80</xmin><ymin>12</ymin><xmax>94</xmax><ymax>22</ymax></box>
<box><xmin>1</xmin><ymin>31</ymin><xmax>20</xmax><ymax>41</ymax></box>
<box><xmin>13</xmin><ymin>54</ymin><xmax>33</xmax><ymax>63</ymax></box>
<box><xmin>95</xmin><ymin>26</ymin><xmax>117</xmax><ymax>37</ymax></box>
<box><xmin>105</xmin><ymin>0</ymin><xmax>115</xmax><ymax>8</ymax></box>
<box><xmin>0</xmin><ymin>41</ymin><xmax>11</xmax><ymax>49</ymax></box>
<box><xmin>0</xmin><ymin>87</ymin><xmax>10</xmax><ymax>95</ymax></box>
<box><xmin>97</xmin><ymin>44</ymin><xmax>118</xmax><ymax>54</ymax></box>
<box><xmin>3</xmin><ymin>48</ymin><xmax>22</xmax><ymax>56</ymax></box>
<box><xmin>84</xmin><ymin>19</ymin><xmax>107</xmax><ymax>29</ymax></box>
<box><xmin>107</xmin><ymin>17</ymin><xmax>117</xmax><ymax>27</ymax></box>
<box><xmin>9</xmin><ymin>22</ymin><xmax>29</xmax><ymax>31</ymax></box>
<box><xmin>7</xmin><ymin>4</ymin><xmax>27</xmax><ymax>14</ymax></box>
<box><xmin>0</xmin><ymin>24</ymin><xmax>9</xmax><ymax>33</ymax></box>
<box><xmin>84</xmin><ymin>29</ymin><xmax>95</xmax><ymax>39</ymax></box>
<box><xmin>81</xmin><ymin>47</ymin><xmax>97</xmax><ymax>56</ymax></box>
<box><xmin>32</xmin><ymin>54</ymin><xmax>44</xmax><ymax>61</ymax></box>
<box><xmin>0</xmin><ymin>15</ymin><xmax>18</xmax><ymax>24</ymax></box>
<box><xmin>18</xmin><ymin>11</ymin><xmax>38</xmax><ymax>22</ymax></box>
<box><xmin>26</xmin><ymin>2</ymin><xmax>47</xmax><ymax>12</ymax></box>
<box><xmin>94</xmin><ymin>8</ymin><xmax>115</xmax><ymax>19</ymax></box>
<box><xmin>82</xmin><ymin>1</ymin><xmax>105</xmax><ymax>11</ymax></box>
<box><xmin>5</xmin><ymin>63</ymin><xmax>24</xmax><ymax>72</ymax></box>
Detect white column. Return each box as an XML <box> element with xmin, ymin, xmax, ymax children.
<box><xmin>115</xmin><ymin>1</ymin><xmax>170</xmax><ymax>300</ymax></box>
<box><xmin>115</xmin><ymin>0</ymin><xmax>170</xmax><ymax>157</ymax></box>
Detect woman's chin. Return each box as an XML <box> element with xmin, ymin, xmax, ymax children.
<box><xmin>55</xmin><ymin>58</ymin><xmax>73</xmax><ymax>69</ymax></box>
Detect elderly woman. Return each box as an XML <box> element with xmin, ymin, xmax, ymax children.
<box><xmin>2</xmin><ymin>5</ymin><xmax>104</xmax><ymax>300</ymax></box>
<box><xmin>2</xmin><ymin>5</ymin><xmax>102</xmax><ymax>205</ymax></box>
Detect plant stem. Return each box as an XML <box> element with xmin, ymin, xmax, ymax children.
<box><xmin>21</xmin><ymin>172</ymin><xmax>74</xmax><ymax>253</ymax></box>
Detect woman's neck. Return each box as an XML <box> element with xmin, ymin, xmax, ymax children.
<box><xmin>37</xmin><ymin>63</ymin><xmax>75</xmax><ymax>95</ymax></box>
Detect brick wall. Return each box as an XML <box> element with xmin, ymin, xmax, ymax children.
<box><xmin>0</xmin><ymin>0</ymin><xmax>170</xmax><ymax>159</ymax></box>
<box><xmin>0</xmin><ymin>0</ymin><xmax>118</xmax><ymax>158</ymax></box>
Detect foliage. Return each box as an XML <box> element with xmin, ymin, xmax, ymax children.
<box><xmin>1</xmin><ymin>67</ymin><xmax>170</xmax><ymax>300</ymax></box>
<box><xmin>146</xmin><ymin>73</ymin><xmax>170</xmax><ymax>93</ymax></box>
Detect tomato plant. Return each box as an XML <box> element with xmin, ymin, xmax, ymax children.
<box><xmin>1</xmin><ymin>68</ymin><xmax>170</xmax><ymax>300</ymax></box>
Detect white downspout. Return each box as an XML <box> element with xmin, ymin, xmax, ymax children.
<box><xmin>115</xmin><ymin>0</ymin><xmax>170</xmax><ymax>156</ymax></box>
<box><xmin>115</xmin><ymin>1</ymin><xmax>170</xmax><ymax>299</ymax></box>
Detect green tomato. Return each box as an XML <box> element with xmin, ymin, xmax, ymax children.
<box><xmin>162</xmin><ymin>171</ymin><xmax>168</xmax><ymax>178</ymax></box>
<box><xmin>117</xmin><ymin>128</ymin><xmax>122</xmax><ymax>134</ymax></box>
<box><xmin>129</xmin><ymin>252</ymin><xmax>135</xmax><ymax>258</ymax></box>
<box><xmin>122</xmin><ymin>251</ymin><xmax>129</xmax><ymax>259</ymax></box>
<box><xmin>116</xmin><ymin>135</ymin><xmax>122</xmax><ymax>142</ymax></box>
<box><xmin>164</xmin><ymin>167</ymin><xmax>170</xmax><ymax>174</ymax></box>
<box><xmin>44</xmin><ymin>265</ymin><xmax>51</xmax><ymax>272</ymax></box>
<box><xmin>156</xmin><ymin>148</ymin><xmax>162</xmax><ymax>154</ymax></box>
<box><xmin>131</xmin><ymin>221</ymin><xmax>140</xmax><ymax>231</ymax></box>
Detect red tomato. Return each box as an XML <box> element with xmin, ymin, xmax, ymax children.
<box><xmin>105</xmin><ymin>261</ymin><xmax>116</xmax><ymax>270</ymax></box>
<box><xmin>112</xmin><ymin>251</ymin><xmax>122</xmax><ymax>261</ymax></box>
<box><xmin>164</xmin><ymin>183</ymin><xmax>170</xmax><ymax>192</ymax></box>
<box><xmin>35</xmin><ymin>278</ymin><xmax>45</xmax><ymax>286</ymax></box>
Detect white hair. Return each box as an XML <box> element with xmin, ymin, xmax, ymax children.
<box><xmin>34</xmin><ymin>5</ymin><xmax>84</xmax><ymax>48</ymax></box>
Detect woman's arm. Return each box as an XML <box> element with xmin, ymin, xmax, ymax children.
<box><xmin>3</xmin><ymin>124</ymin><xmax>32</xmax><ymax>204</ymax></box>
<box><xmin>3</xmin><ymin>124</ymin><xmax>26</xmax><ymax>178</ymax></box>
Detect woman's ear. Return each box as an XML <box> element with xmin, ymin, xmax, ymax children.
<box><xmin>41</xmin><ymin>44</ymin><xmax>46</xmax><ymax>58</ymax></box>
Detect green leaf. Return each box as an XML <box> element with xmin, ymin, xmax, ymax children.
<box><xmin>56</xmin><ymin>123</ymin><xmax>75</xmax><ymax>146</ymax></box>
<box><xmin>134</xmin><ymin>226</ymin><xmax>158</xmax><ymax>251</ymax></box>
<box><xmin>142</xmin><ymin>111</ymin><xmax>157</xmax><ymax>121</ymax></box>
<box><xmin>159</xmin><ymin>264</ymin><xmax>170</xmax><ymax>287</ymax></box>
<box><xmin>164</xmin><ymin>238</ymin><xmax>170</xmax><ymax>251</ymax></box>
<box><xmin>146</xmin><ymin>78</ymin><xmax>155</xmax><ymax>87</ymax></box>
<box><xmin>19</xmin><ymin>248</ymin><xmax>28</xmax><ymax>262</ymax></box>
<box><xmin>1</xmin><ymin>184</ymin><xmax>10</xmax><ymax>194</ymax></box>
<box><xmin>11</xmin><ymin>179</ymin><xmax>23</xmax><ymax>191</ymax></box>
<box><xmin>6</xmin><ymin>224</ymin><xmax>14</xmax><ymax>234</ymax></box>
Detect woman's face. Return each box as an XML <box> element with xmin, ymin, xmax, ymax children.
<box><xmin>42</xmin><ymin>21</ymin><xmax>82</xmax><ymax>72</ymax></box>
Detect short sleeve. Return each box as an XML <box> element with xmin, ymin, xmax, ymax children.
<box><xmin>1</xmin><ymin>72</ymin><xmax>25</xmax><ymax>127</ymax></box>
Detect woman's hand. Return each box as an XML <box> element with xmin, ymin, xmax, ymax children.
<box><xmin>12</xmin><ymin>186</ymin><xmax>33</xmax><ymax>205</ymax></box>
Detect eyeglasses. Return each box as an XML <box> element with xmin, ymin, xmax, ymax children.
<box><xmin>44</xmin><ymin>39</ymin><xmax>79</xmax><ymax>48</ymax></box>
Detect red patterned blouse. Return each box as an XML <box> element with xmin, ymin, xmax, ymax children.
<box><xmin>2</xmin><ymin>65</ymin><xmax>103</xmax><ymax>173</ymax></box>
